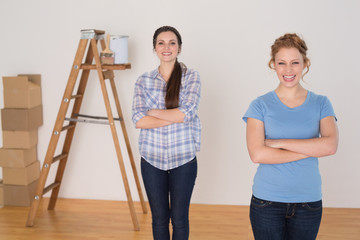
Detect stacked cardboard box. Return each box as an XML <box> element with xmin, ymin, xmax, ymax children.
<box><xmin>0</xmin><ymin>74</ymin><xmax>42</xmax><ymax>206</ymax></box>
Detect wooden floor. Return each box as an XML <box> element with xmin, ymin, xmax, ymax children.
<box><xmin>0</xmin><ymin>198</ymin><xmax>359</xmax><ymax>240</ymax></box>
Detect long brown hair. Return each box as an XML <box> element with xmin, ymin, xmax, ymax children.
<box><xmin>269</xmin><ymin>33</ymin><xmax>311</xmax><ymax>79</ymax></box>
<box><xmin>153</xmin><ymin>26</ymin><xmax>185</xmax><ymax>109</ymax></box>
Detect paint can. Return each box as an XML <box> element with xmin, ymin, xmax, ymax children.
<box><xmin>109</xmin><ymin>35</ymin><xmax>129</xmax><ymax>64</ymax></box>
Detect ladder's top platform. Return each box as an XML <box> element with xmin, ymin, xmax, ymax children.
<box><xmin>80</xmin><ymin>29</ymin><xmax>105</xmax><ymax>39</ymax></box>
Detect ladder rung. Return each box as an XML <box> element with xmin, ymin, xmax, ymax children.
<box><xmin>65</xmin><ymin>117</ymin><xmax>110</xmax><ymax>125</ymax></box>
<box><xmin>80</xmin><ymin>63</ymin><xmax>131</xmax><ymax>70</ymax></box>
<box><xmin>71</xmin><ymin>94</ymin><xmax>83</xmax><ymax>99</ymax></box>
<box><xmin>75</xmin><ymin>113</ymin><xmax>122</xmax><ymax>121</ymax></box>
<box><xmin>43</xmin><ymin>182</ymin><xmax>61</xmax><ymax>195</ymax></box>
<box><xmin>62</xmin><ymin>124</ymin><xmax>75</xmax><ymax>131</ymax></box>
<box><xmin>52</xmin><ymin>154</ymin><xmax>68</xmax><ymax>164</ymax></box>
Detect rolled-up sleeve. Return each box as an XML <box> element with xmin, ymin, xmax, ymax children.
<box><xmin>178</xmin><ymin>70</ymin><xmax>201</xmax><ymax>123</ymax></box>
<box><xmin>132</xmin><ymin>79</ymin><xmax>147</xmax><ymax>125</ymax></box>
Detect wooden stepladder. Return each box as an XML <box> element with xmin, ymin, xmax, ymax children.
<box><xmin>26</xmin><ymin>29</ymin><xmax>147</xmax><ymax>230</ymax></box>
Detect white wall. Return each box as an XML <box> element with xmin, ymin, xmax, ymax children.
<box><xmin>0</xmin><ymin>0</ymin><xmax>359</xmax><ymax>208</ymax></box>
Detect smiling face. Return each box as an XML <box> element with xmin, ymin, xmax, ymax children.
<box><xmin>154</xmin><ymin>31</ymin><xmax>180</xmax><ymax>64</ymax></box>
<box><xmin>274</xmin><ymin>47</ymin><xmax>306</xmax><ymax>88</ymax></box>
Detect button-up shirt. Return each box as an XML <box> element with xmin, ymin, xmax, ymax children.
<box><xmin>132</xmin><ymin>66</ymin><xmax>201</xmax><ymax>170</ymax></box>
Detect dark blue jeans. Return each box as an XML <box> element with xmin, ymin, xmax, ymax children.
<box><xmin>250</xmin><ymin>195</ymin><xmax>322</xmax><ymax>240</ymax></box>
<box><xmin>141</xmin><ymin>157</ymin><xmax>197</xmax><ymax>240</ymax></box>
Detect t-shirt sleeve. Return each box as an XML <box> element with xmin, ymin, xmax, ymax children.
<box><xmin>242</xmin><ymin>97</ymin><xmax>264</xmax><ymax>123</ymax></box>
<box><xmin>320</xmin><ymin>96</ymin><xmax>337</xmax><ymax>121</ymax></box>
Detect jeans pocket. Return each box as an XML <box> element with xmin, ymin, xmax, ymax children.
<box><xmin>251</xmin><ymin>196</ymin><xmax>272</xmax><ymax>208</ymax></box>
<box><xmin>302</xmin><ymin>200</ymin><xmax>322</xmax><ymax>212</ymax></box>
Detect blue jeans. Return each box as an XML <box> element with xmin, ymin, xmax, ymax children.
<box><xmin>250</xmin><ymin>195</ymin><xmax>322</xmax><ymax>240</ymax></box>
<box><xmin>141</xmin><ymin>157</ymin><xmax>197</xmax><ymax>240</ymax></box>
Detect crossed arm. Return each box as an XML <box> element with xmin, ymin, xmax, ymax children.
<box><xmin>133</xmin><ymin>70</ymin><xmax>200</xmax><ymax>129</ymax></box>
<box><xmin>246</xmin><ymin>116</ymin><xmax>338</xmax><ymax>164</ymax></box>
<box><xmin>135</xmin><ymin>109</ymin><xmax>185</xmax><ymax>129</ymax></box>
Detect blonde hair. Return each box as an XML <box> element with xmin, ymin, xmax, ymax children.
<box><xmin>268</xmin><ymin>33</ymin><xmax>311</xmax><ymax>78</ymax></box>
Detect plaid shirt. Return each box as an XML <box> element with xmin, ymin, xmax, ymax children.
<box><xmin>132</xmin><ymin>66</ymin><xmax>201</xmax><ymax>170</ymax></box>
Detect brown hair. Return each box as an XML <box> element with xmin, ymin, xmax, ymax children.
<box><xmin>153</xmin><ymin>26</ymin><xmax>185</xmax><ymax>109</ymax></box>
<box><xmin>268</xmin><ymin>33</ymin><xmax>311</xmax><ymax>78</ymax></box>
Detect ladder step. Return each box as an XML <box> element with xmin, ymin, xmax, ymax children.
<box><xmin>43</xmin><ymin>182</ymin><xmax>61</xmax><ymax>195</ymax></box>
<box><xmin>65</xmin><ymin>117</ymin><xmax>110</xmax><ymax>125</ymax></box>
<box><xmin>75</xmin><ymin>113</ymin><xmax>122</xmax><ymax>121</ymax></box>
<box><xmin>62</xmin><ymin>124</ymin><xmax>75</xmax><ymax>131</ymax></box>
<box><xmin>52</xmin><ymin>154</ymin><xmax>68</xmax><ymax>164</ymax></box>
<box><xmin>80</xmin><ymin>63</ymin><xmax>131</xmax><ymax>70</ymax></box>
<box><xmin>71</xmin><ymin>94</ymin><xmax>83</xmax><ymax>99</ymax></box>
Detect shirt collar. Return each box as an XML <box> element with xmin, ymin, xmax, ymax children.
<box><xmin>150</xmin><ymin>63</ymin><xmax>186</xmax><ymax>80</ymax></box>
<box><xmin>150</xmin><ymin>68</ymin><xmax>161</xmax><ymax>80</ymax></box>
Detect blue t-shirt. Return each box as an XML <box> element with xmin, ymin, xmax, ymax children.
<box><xmin>243</xmin><ymin>90</ymin><xmax>336</xmax><ymax>203</ymax></box>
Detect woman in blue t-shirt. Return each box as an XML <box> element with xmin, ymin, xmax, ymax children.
<box><xmin>243</xmin><ymin>33</ymin><xmax>339</xmax><ymax>239</ymax></box>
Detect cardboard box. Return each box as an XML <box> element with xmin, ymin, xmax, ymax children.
<box><xmin>2</xmin><ymin>129</ymin><xmax>38</xmax><ymax>149</ymax></box>
<box><xmin>3</xmin><ymin>74</ymin><xmax>42</xmax><ymax>109</ymax></box>
<box><xmin>2</xmin><ymin>160</ymin><xmax>40</xmax><ymax>185</ymax></box>
<box><xmin>1</xmin><ymin>105</ymin><xmax>43</xmax><ymax>131</ymax></box>
<box><xmin>0</xmin><ymin>180</ymin><xmax>4</xmax><ymax>206</ymax></box>
<box><xmin>4</xmin><ymin>180</ymin><xmax>38</xmax><ymax>206</ymax></box>
<box><xmin>0</xmin><ymin>147</ymin><xmax>37</xmax><ymax>168</ymax></box>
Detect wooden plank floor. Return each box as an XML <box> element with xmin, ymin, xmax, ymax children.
<box><xmin>0</xmin><ymin>198</ymin><xmax>359</xmax><ymax>239</ymax></box>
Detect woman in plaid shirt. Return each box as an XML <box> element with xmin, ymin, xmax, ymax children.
<box><xmin>132</xmin><ymin>26</ymin><xmax>201</xmax><ymax>240</ymax></box>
